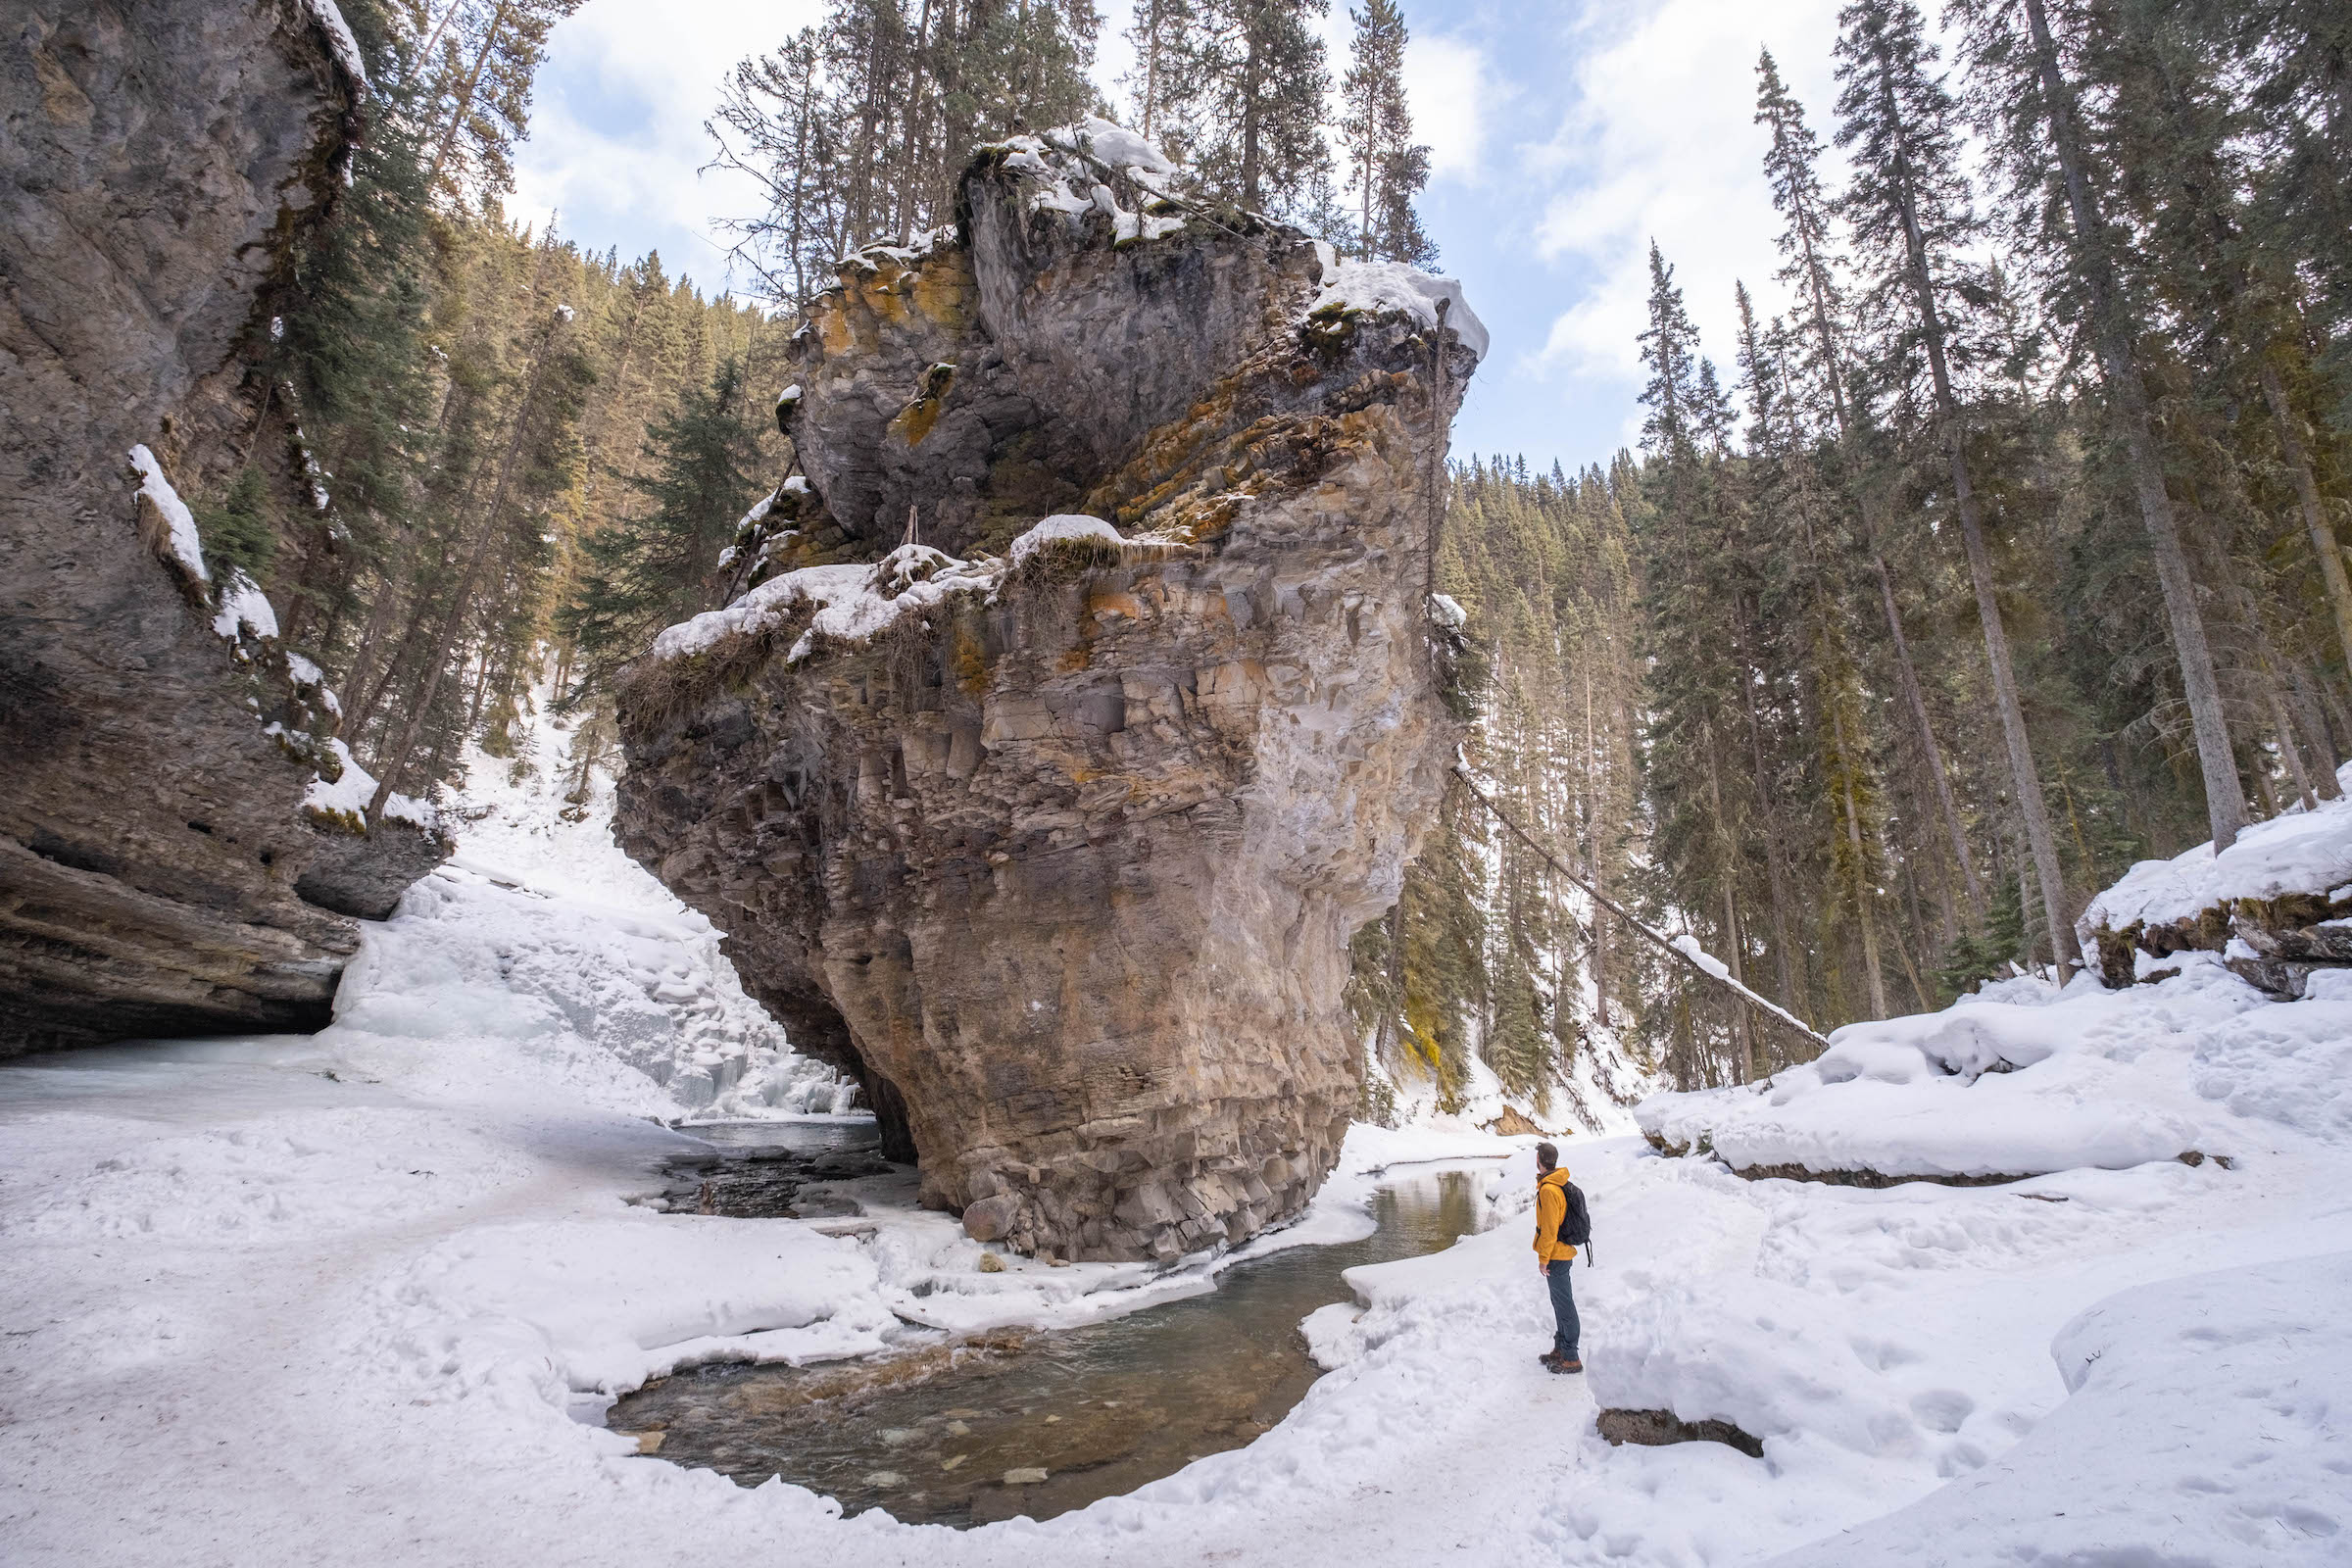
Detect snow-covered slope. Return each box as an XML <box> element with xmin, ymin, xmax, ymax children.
<box><xmin>324</xmin><ymin>685</ymin><xmax>853</xmax><ymax>1121</ymax></box>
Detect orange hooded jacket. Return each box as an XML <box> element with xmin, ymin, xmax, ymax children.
<box><xmin>1534</xmin><ymin>1166</ymin><xmax>1578</xmax><ymax>1263</ymax></box>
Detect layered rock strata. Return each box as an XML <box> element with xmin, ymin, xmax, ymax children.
<box><xmin>2086</xmin><ymin>890</ymin><xmax>2352</xmax><ymax>999</ymax></box>
<box><xmin>616</xmin><ymin>123</ymin><xmax>1480</xmax><ymax>1260</ymax></box>
<box><xmin>0</xmin><ymin>1</ymin><xmax>445</xmax><ymax>1053</ymax></box>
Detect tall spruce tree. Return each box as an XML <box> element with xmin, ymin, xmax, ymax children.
<box><xmin>1954</xmin><ymin>0</ymin><xmax>2251</xmax><ymax>849</ymax></box>
<box><xmin>1755</xmin><ymin>48</ymin><xmax>1984</xmax><ymax>911</ymax></box>
<box><xmin>560</xmin><ymin>358</ymin><xmax>765</xmax><ymax>699</ymax></box>
<box><xmin>1340</xmin><ymin>0</ymin><xmax>1436</xmax><ymax>265</ymax></box>
<box><xmin>1834</xmin><ymin>0</ymin><xmax>2082</xmax><ymax>977</ymax></box>
<box><xmin>1184</xmin><ymin>0</ymin><xmax>1334</xmax><ymax>219</ymax></box>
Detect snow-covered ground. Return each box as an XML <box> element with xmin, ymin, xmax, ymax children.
<box><xmin>3</xmin><ymin>697</ymin><xmax>2348</xmax><ymax>1565</ymax></box>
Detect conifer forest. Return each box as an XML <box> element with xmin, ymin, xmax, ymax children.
<box><xmin>201</xmin><ymin>0</ymin><xmax>2352</xmax><ymax>1122</ymax></box>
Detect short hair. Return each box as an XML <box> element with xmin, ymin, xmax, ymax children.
<box><xmin>1535</xmin><ymin>1141</ymin><xmax>1559</xmax><ymax>1170</ymax></box>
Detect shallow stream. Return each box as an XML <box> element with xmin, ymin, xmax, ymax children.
<box><xmin>612</xmin><ymin>1122</ymin><xmax>1491</xmax><ymax>1528</ymax></box>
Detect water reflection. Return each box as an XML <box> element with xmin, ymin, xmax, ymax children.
<box><xmin>610</xmin><ymin>1165</ymin><xmax>1490</xmax><ymax>1527</ymax></box>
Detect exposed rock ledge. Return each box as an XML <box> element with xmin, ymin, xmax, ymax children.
<box><xmin>2079</xmin><ymin>770</ymin><xmax>2352</xmax><ymax>999</ymax></box>
<box><xmin>616</xmin><ymin>123</ymin><xmax>1480</xmax><ymax>1261</ymax></box>
<box><xmin>0</xmin><ymin>1</ymin><xmax>446</xmax><ymax>1053</ymax></box>
<box><xmin>1594</xmin><ymin>1407</ymin><xmax>1765</xmax><ymax>1460</ymax></box>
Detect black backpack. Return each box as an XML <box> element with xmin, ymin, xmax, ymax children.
<box><xmin>1553</xmin><ymin>1178</ymin><xmax>1592</xmax><ymax>1265</ymax></box>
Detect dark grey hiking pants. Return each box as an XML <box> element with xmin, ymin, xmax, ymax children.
<box><xmin>1546</xmin><ymin>1260</ymin><xmax>1580</xmax><ymax>1360</ymax></box>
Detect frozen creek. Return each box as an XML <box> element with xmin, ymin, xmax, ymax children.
<box><xmin>611</xmin><ymin>1117</ymin><xmax>1494</xmax><ymax>1527</ymax></box>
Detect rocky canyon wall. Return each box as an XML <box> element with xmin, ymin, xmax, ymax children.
<box><xmin>0</xmin><ymin>2</ymin><xmax>444</xmax><ymax>1053</ymax></box>
<box><xmin>615</xmin><ymin>124</ymin><xmax>1481</xmax><ymax>1261</ymax></box>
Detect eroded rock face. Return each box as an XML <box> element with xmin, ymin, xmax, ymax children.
<box><xmin>0</xmin><ymin>2</ymin><xmax>445</xmax><ymax>1053</ymax></box>
<box><xmin>2088</xmin><ymin>890</ymin><xmax>2352</xmax><ymax>1000</ymax></box>
<box><xmin>616</xmin><ymin>128</ymin><xmax>1477</xmax><ymax>1260</ymax></box>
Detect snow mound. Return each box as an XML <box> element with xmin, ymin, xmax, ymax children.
<box><xmin>382</xmin><ymin>1216</ymin><xmax>898</xmax><ymax>1399</ymax></box>
<box><xmin>1766</xmin><ymin>1250</ymin><xmax>2352</xmax><ymax>1566</ymax></box>
<box><xmin>2081</xmin><ymin>762</ymin><xmax>2352</xmax><ymax>935</ymax></box>
<box><xmin>1309</xmin><ymin>255</ymin><xmax>1490</xmax><ymax>363</ymax></box>
<box><xmin>1637</xmin><ymin>956</ymin><xmax>2268</xmax><ymax>1180</ymax></box>
<box><xmin>210</xmin><ymin>569</ymin><xmax>279</xmax><ymax>641</ymax></box>
<box><xmin>1008</xmin><ymin>513</ymin><xmax>1125</xmax><ymax>565</ymax></box>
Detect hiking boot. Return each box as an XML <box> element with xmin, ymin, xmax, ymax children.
<box><xmin>1539</xmin><ymin>1350</ymin><xmax>1566</xmax><ymax>1368</ymax></box>
<box><xmin>1548</xmin><ymin>1357</ymin><xmax>1584</xmax><ymax>1375</ymax></box>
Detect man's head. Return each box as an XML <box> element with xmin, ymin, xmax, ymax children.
<box><xmin>1535</xmin><ymin>1141</ymin><xmax>1559</xmax><ymax>1172</ymax></box>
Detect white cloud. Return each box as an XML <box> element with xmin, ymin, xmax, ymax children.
<box><xmin>1405</xmin><ymin>31</ymin><xmax>1496</xmax><ymax>181</ymax></box>
<box><xmin>1524</xmin><ymin>0</ymin><xmax>1844</xmax><ymax>387</ymax></box>
<box><xmin>511</xmin><ymin>0</ymin><xmax>827</xmax><ymax>289</ymax></box>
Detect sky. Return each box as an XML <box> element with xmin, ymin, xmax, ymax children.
<box><xmin>511</xmin><ymin>0</ymin><xmax>1852</xmax><ymax>471</ymax></box>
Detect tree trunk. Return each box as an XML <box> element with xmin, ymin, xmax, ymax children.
<box><xmin>2259</xmin><ymin>362</ymin><xmax>2352</xmax><ymax>682</ymax></box>
<box><xmin>1871</xmin><ymin>542</ymin><xmax>1983</xmax><ymax>907</ymax></box>
<box><xmin>1868</xmin><ymin>31</ymin><xmax>2080</xmax><ymax>979</ymax></box>
<box><xmin>1733</xmin><ymin>612</ymin><xmax>1800</xmax><ymax>1004</ymax></box>
<box><xmin>1827</xmin><ymin>696</ymin><xmax>1889</xmax><ymax>1019</ymax></box>
<box><xmin>423</xmin><ymin>1</ymin><xmax>514</xmax><ymax>194</ymax></box>
<box><xmin>2019</xmin><ymin>0</ymin><xmax>2249</xmax><ymax>851</ymax></box>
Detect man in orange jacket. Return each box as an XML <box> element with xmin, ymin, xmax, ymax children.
<box><xmin>1533</xmin><ymin>1141</ymin><xmax>1581</xmax><ymax>1373</ymax></box>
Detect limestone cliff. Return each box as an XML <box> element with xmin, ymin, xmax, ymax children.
<box><xmin>615</xmin><ymin>123</ymin><xmax>1481</xmax><ymax>1261</ymax></box>
<box><xmin>0</xmin><ymin>1</ymin><xmax>445</xmax><ymax>1053</ymax></box>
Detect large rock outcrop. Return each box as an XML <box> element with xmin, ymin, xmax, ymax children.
<box><xmin>615</xmin><ymin>124</ymin><xmax>1481</xmax><ymax>1261</ymax></box>
<box><xmin>0</xmin><ymin>1</ymin><xmax>445</xmax><ymax>1054</ymax></box>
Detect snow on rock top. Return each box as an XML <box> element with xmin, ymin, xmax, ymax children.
<box><xmin>1071</xmin><ymin>116</ymin><xmax>1178</xmax><ymax>176</ymax></box>
<box><xmin>651</xmin><ymin>544</ymin><xmax>1002</xmax><ymax>665</ymax></box>
<box><xmin>991</xmin><ymin>122</ymin><xmax>1189</xmax><ymax>244</ymax></box>
<box><xmin>653</xmin><ymin>519</ymin><xmax>1136</xmax><ymax>666</ymax></box>
<box><xmin>302</xmin><ymin>736</ymin><xmax>436</xmax><ymax>830</ymax></box>
<box><xmin>129</xmin><ymin>444</ymin><xmax>208</xmax><ymax>582</ymax></box>
<box><xmin>302</xmin><ymin>0</ymin><xmax>368</xmax><ymax>89</ymax></box>
<box><xmin>2080</xmin><ymin>762</ymin><xmax>2352</xmax><ymax>935</ymax></box>
<box><xmin>1311</xmin><ymin>257</ymin><xmax>1490</xmax><ymax>363</ymax></box>
<box><xmin>1007</xmin><ymin>513</ymin><xmax>1125</xmax><ymax>566</ymax></box>
<box><xmin>210</xmin><ymin>569</ymin><xmax>279</xmax><ymax>641</ymax></box>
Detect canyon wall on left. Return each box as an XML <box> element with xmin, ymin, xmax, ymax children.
<box><xmin>0</xmin><ymin>2</ymin><xmax>443</xmax><ymax>1053</ymax></box>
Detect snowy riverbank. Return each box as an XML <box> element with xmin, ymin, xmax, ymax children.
<box><xmin>7</xmin><ymin>972</ymin><xmax>2342</xmax><ymax>1567</ymax></box>
<box><xmin>4</xmin><ymin>703</ymin><xmax>2348</xmax><ymax>1564</ymax></box>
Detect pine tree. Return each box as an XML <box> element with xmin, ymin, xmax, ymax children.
<box><xmin>1184</xmin><ymin>0</ymin><xmax>1334</xmax><ymax>220</ymax></box>
<box><xmin>196</xmin><ymin>466</ymin><xmax>279</xmax><ymax>585</ymax></box>
<box><xmin>1340</xmin><ymin>0</ymin><xmax>1436</xmax><ymax>265</ymax></box>
<box><xmin>1122</xmin><ymin>0</ymin><xmax>1200</xmax><ymax>139</ymax></box>
<box><xmin>560</xmin><ymin>358</ymin><xmax>765</xmax><ymax>698</ymax></box>
<box><xmin>416</xmin><ymin>0</ymin><xmax>587</xmax><ymax>201</ymax></box>
<box><xmin>1834</xmin><ymin>0</ymin><xmax>2082</xmax><ymax>977</ymax></box>
<box><xmin>709</xmin><ymin>30</ymin><xmax>843</xmax><ymax>307</ymax></box>
<box><xmin>1952</xmin><ymin>0</ymin><xmax>2251</xmax><ymax>849</ymax></box>
<box><xmin>711</xmin><ymin>0</ymin><xmax>1103</xmax><ymax>291</ymax></box>
<box><xmin>1754</xmin><ymin>47</ymin><xmax>1985</xmax><ymax>912</ymax></box>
